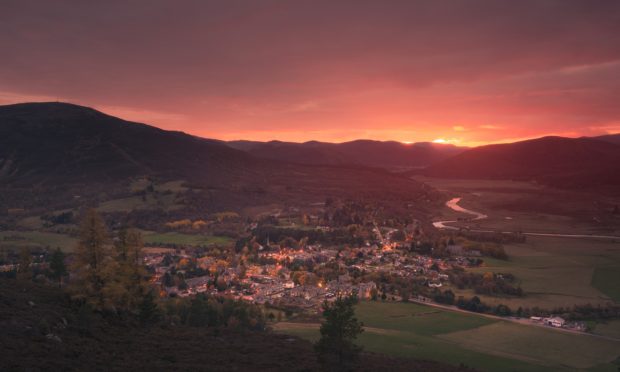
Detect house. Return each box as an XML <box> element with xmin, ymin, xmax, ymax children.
<box><xmin>544</xmin><ymin>317</ymin><xmax>565</xmax><ymax>328</ymax></box>
<box><xmin>446</xmin><ymin>245</ymin><xmax>463</xmax><ymax>256</ymax></box>
<box><xmin>283</xmin><ymin>281</ymin><xmax>295</xmax><ymax>289</ymax></box>
<box><xmin>357</xmin><ymin>282</ymin><xmax>377</xmax><ymax>299</ymax></box>
<box><xmin>186</xmin><ymin>275</ymin><xmax>211</xmax><ymax>291</ymax></box>
<box><xmin>289</xmin><ymin>285</ymin><xmax>325</xmax><ymax>300</ymax></box>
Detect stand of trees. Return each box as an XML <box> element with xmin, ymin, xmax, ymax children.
<box><xmin>457</xmin><ymin>231</ymin><xmax>526</xmax><ymax>244</ymax></box>
<box><xmin>449</xmin><ymin>270</ymin><xmax>523</xmax><ymax>297</ymax></box>
<box><xmin>162</xmin><ymin>294</ymin><xmax>266</xmax><ymax>330</ymax></box>
<box><xmin>252</xmin><ymin>226</ymin><xmax>364</xmax><ymax>247</ymax></box>
<box><xmin>49</xmin><ymin>248</ymin><xmax>67</xmax><ymax>287</ymax></box>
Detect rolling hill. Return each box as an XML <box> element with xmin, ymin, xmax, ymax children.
<box><xmin>0</xmin><ymin>102</ymin><xmax>256</xmax><ymax>185</ymax></box>
<box><xmin>228</xmin><ymin>139</ymin><xmax>465</xmax><ymax>170</ymax></box>
<box><xmin>425</xmin><ymin>136</ymin><xmax>620</xmax><ymax>191</ymax></box>
<box><xmin>595</xmin><ymin>133</ymin><xmax>620</xmax><ymax>146</ymax></box>
<box><xmin>0</xmin><ymin>102</ymin><xmax>440</xmax><ymax>215</ymax></box>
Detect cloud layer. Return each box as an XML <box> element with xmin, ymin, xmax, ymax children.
<box><xmin>2</xmin><ymin>0</ymin><xmax>619</xmax><ymax>144</ymax></box>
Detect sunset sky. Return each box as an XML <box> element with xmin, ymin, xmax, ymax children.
<box><xmin>2</xmin><ymin>0</ymin><xmax>620</xmax><ymax>146</ymax></box>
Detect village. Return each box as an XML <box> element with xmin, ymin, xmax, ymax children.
<box><xmin>1</xmin><ymin>203</ymin><xmax>589</xmax><ymax>335</ymax></box>
<box><xmin>142</xmin><ymin>222</ymin><xmax>479</xmax><ymax>311</ymax></box>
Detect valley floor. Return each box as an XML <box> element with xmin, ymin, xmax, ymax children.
<box><xmin>275</xmin><ymin>301</ymin><xmax>620</xmax><ymax>372</ymax></box>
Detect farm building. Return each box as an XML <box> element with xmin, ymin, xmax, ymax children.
<box><xmin>544</xmin><ymin>317</ymin><xmax>566</xmax><ymax>328</ymax></box>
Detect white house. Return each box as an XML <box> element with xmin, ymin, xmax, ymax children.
<box><xmin>544</xmin><ymin>317</ymin><xmax>565</xmax><ymax>328</ymax></box>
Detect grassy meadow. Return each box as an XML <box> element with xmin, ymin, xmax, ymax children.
<box><xmin>97</xmin><ymin>193</ymin><xmax>184</xmax><ymax>213</ymax></box>
<box><xmin>591</xmin><ymin>266</ymin><xmax>620</xmax><ymax>303</ymax></box>
<box><xmin>0</xmin><ymin>230</ymin><xmax>78</xmax><ymax>253</ymax></box>
<box><xmin>592</xmin><ymin>320</ymin><xmax>620</xmax><ymax>340</ymax></box>
<box><xmin>275</xmin><ymin>301</ymin><xmax>620</xmax><ymax>371</ymax></box>
<box><xmin>140</xmin><ymin>231</ymin><xmax>233</xmax><ymax>247</ymax></box>
<box><xmin>457</xmin><ymin>236</ymin><xmax>620</xmax><ymax>309</ymax></box>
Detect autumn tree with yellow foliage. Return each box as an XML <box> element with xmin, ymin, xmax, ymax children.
<box><xmin>70</xmin><ymin>209</ymin><xmax>152</xmax><ymax>314</ymax></box>
<box><xmin>105</xmin><ymin>228</ymin><xmax>150</xmax><ymax>313</ymax></box>
<box><xmin>70</xmin><ymin>209</ymin><xmax>112</xmax><ymax>309</ymax></box>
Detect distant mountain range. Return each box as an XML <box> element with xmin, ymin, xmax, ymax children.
<box><xmin>2</xmin><ymin>102</ymin><xmax>619</xmax><ymax>199</ymax></box>
<box><xmin>595</xmin><ymin>133</ymin><xmax>620</xmax><ymax>146</ymax></box>
<box><xmin>227</xmin><ymin>139</ymin><xmax>466</xmax><ymax>169</ymax></box>
<box><xmin>228</xmin><ymin>134</ymin><xmax>620</xmax><ymax>193</ymax></box>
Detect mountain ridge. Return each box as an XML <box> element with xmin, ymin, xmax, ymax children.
<box><xmin>0</xmin><ymin>102</ymin><xmax>256</xmax><ymax>185</ymax></box>
<box><xmin>424</xmin><ymin>135</ymin><xmax>620</xmax><ymax>192</ymax></box>
<box><xmin>227</xmin><ymin>138</ymin><xmax>466</xmax><ymax>169</ymax></box>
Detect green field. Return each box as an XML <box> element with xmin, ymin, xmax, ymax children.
<box><xmin>97</xmin><ymin>193</ymin><xmax>183</xmax><ymax>213</ymax></box>
<box><xmin>440</xmin><ymin>322</ymin><xmax>620</xmax><ymax>370</ymax></box>
<box><xmin>457</xmin><ymin>236</ymin><xmax>620</xmax><ymax>309</ymax></box>
<box><xmin>0</xmin><ymin>230</ymin><xmax>232</xmax><ymax>253</ymax></box>
<box><xmin>592</xmin><ymin>266</ymin><xmax>620</xmax><ymax>303</ymax></box>
<box><xmin>140</xmin><ymin>231</ymin><xmax>233</xmax><ymax>246</ymax></box>
<box><xmin>276</xmin><ymin>301</ymin><xmax>620</xmax><ymax>371</ymax></box>
<box><xmin>0</xmin><ymin>231</ymin><xmax>78</xmax><ymax>252</ymax></box>
<box><xmin>592</xmin><ymin>320</ymin><xmax>620</xmax><ymax>340</ymax></box>
<box><xmin>99</xmin><ymin>179</ymin><xmax>189</xmax><ymax>212</ymax></box>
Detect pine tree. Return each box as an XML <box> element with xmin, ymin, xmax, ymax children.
<box><xmin>17</xmin><ymin>247</ymin><xmax>32</xmax><ymax>281</ymax></box>
<box><xmin>314</xmin><ymin>294</ymin><xmax>364</xmax><ymax>371</ymax></box>
<box><xmin>70</xmin><ymin>209</ymin><xmax>112</xmax><ymax>310</ymax></box>
<box><xmin>139</xmin><ymin>290</ymin><xmax>160</xmax><ymax>324</ymax></box>
<box><xmin>49</xmin><ymin>247</ymin><xmax>67</xmax><ymax>287</ymax></box>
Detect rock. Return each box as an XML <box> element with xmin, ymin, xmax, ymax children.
<box><xmin>46</xmin><ymin>333</ymin><xmax>62</xmax><ymax>343</ymax></box>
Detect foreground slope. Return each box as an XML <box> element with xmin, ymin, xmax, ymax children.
<box><xmin>0</xmin><ymin>280</ymin><xmax>467</xmax><ymax>372</ymax></box>
<box><xmin>425</xmin><ymin>136</ymin><xmax>620</xmax><ymax>192</ymax></box>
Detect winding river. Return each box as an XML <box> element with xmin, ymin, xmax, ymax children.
<box><xmin>433</xmin><ymin>197</ymin><xmax>620</xmax><ymax>240</ymax></box>
<box><xmin>432</xmin><ymin>197</ymin><xmax>487</xmax><ymax>230</ymax></box>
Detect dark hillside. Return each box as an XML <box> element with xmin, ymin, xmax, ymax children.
<box><xmin>0</xmin><ymin>103</ymin><xmax>441</xmax><ymax>216</ymax></box>
<box><xmin>425</xmin><ymin>136</ymin><xmax>620</xmax><ymax>192</ymax></box>
<box><xmin>0</xmin><ymin>280</ymin><xmax>468</xmax><ymax>372</ymax></box>
<box><xmin>0</xmin><ymin>102</ymin><xmax>255</xmax><ymax>185</ymax></box>
<box><xmin>595</xmin><ymin>133</ymin><xmax>620</xmax><ymax>146</ymax></box>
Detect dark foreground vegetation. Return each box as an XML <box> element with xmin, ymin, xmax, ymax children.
<box><xmin>0</xmin><ymin>280</ymin><xmax>470</xmax><ymax>372</ymax></box>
